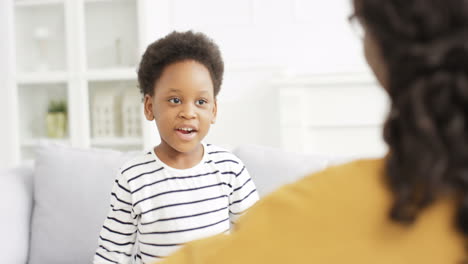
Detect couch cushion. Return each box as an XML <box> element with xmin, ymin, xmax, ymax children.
<box><xmin>29</xmin><ymin>144</ymin><xmax>138</xmax><ymax>264</ymax></box>
<box><xmin>233</xmin><ymin>144</ymin><xmax>340</xmax><ymax>197</ymax></box>
<box><xmin>0</xmin><ymin>161</ymin><xmax>34</xmax><ymax>264</ymax></box>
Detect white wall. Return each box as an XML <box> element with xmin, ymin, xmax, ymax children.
<box><xmin>0</xmin><ymin>0</ymin><xmax>20</xmax><ymax>168</ymax></box>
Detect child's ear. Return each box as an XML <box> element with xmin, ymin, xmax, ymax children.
<box><xmin>143</xmin><ymin>94</ymin><xmax>155</xmax><ymax>121</ymax></box>
<box><xmin>211</xmin><ymin>99</ymin><xmax>217</xmax><ymax>124</ymax></box>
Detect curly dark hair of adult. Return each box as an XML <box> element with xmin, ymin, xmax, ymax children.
<box><xmin>137</xmin><ymin>30</ymin><xmax>224</xmax><ymax>98</ymax></box>
<box><xmin>353</xmin><ymin>0</ymin><xmax>468</xmax><ymax>241</ymax></box>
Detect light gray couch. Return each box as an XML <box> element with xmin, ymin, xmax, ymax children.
<box><xmin>1</xmin><ymin>144</ymin><xmax>342</xmax><ymax>264</ymax></box>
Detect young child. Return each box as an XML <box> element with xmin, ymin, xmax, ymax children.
<box><xmin>93</xmin><ymin>31</ymin><xmax>259</xmax><ymax>264</ymax></box>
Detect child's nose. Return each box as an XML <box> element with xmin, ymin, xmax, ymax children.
<box><xmin>178</xmin><ymin>104</ymin><xmax>196</xmax><ymax>119</ymax></box>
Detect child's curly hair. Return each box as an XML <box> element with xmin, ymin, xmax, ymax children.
<box><xmin>137</xmin><ymin>31</ymin><xmax>224</xmax><ymax>97</ymax></box>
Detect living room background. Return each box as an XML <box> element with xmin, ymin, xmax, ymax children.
<box><xmin>0</xmin><ymin>0</ymin><xmax>388</xmax><ymax>169</ymax></box>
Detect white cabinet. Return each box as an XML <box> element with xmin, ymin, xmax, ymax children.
<box><xmin>13</xmin><ymin>0</ymin><xmax>146</xmax><ymax>161</ymax></box>
<box><xmin>274</xmin><ymin>73</ymin><xmax>389</xmax><ymax>158</ymax></box>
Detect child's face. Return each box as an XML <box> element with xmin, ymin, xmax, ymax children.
<box><xmin>144</xmin><ymin>60</ymin><xmax>217</xmax><ymax>154</ymax></box>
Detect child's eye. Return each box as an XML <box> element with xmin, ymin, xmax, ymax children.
<box><xmin>169</xmin><ymin>98</ymin><xmax>181</xmax><ymax>104</ymax></box>
<box><xmin>196</xmin><ymin>99</ymin><xmax>207</xmax><ymax>105</ymax></box>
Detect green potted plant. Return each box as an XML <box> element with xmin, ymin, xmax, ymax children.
<box><xmin>46</xmin><ymin>100</ymin><xmax>67</xmax><ymax>138</ymax></box>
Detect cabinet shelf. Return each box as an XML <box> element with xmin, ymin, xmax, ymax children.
<box><xmin>91</xmin><ymin>137</ymin><xmax>142</xmax><ymax>147</ymax></box>
<box><xmin>15</xmin><ymin>0</ymin><xmax>64</xmax><ymax>7</ymax></box>
<box><xmin>21</xmin><ymin>138</ymin><xmax>70</xmax><ymax>147</ymax></box>
<box><xmin>86</xmin><ymin>67</ymin><xmax>137</xmax><ymax>81</ymax></box>
<box><xmin>16</xmin><ymin>69</ymin><xmax>137</xmax><ymax>83</ymax></box>
<box><xmin>85</xmin><ymin>0</ymin><xmax>134</xmax><ymax>3</ymax></box>
<box><xmin>16</xmin><ymin>71</ymin><xmax>69</xmax><ymax>84</ymax></box>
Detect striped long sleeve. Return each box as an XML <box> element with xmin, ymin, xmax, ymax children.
<box><xmin>228</xmin><ymin>163</ymin><xmax>259</xmax><ymax>223</ymax></box>
<box><xmin>94</xmin><ymin>172</ymin><xmax>138</xmax><ymax>264</ymax></box>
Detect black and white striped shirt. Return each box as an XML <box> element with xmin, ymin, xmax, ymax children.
<box><xmin>94</xmin><ymin>144</ymin><xmax>259</xmax><ymax>264</ymax></box>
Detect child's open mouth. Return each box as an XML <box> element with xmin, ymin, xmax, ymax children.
<box><xmin>176</xmin><ymin>128</ymin><xmax>197</xmax><ymax>134</ymax></box>
<box><xmin>175</xmin><ymin>127</ymin><xmax>198</xmax><ymax>140</ymax></box>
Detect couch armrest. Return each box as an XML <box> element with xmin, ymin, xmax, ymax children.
<box><xmin>0</xmin><ymin>161</ymin><xmax>34</xmax><ymax>263</ymax></box>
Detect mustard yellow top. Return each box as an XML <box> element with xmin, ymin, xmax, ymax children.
<box><xmin>159</xmin><ymin>159</ymin><xmax>465</xmax><ymax>264</ymax></box>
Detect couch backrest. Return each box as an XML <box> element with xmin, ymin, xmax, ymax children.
<box><xmin>0</xmin><ymin>160</ymin><xmax>34</xmax><ymax>264</ymax></box>
<box><xmin>233</xmin><ymin>144</ymin><xmax>342</xmax><ymax>197</ymax></box>
<box><xmin>28</xmin><ymin>144</ymin><xmax>138</xmax><ymax>264</ymax></box>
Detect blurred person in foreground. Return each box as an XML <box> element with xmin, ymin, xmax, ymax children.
<box><xmin>157</xmin><ymin>0</ymin><xmax>468</xmax><ymax>263</ymax></box>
